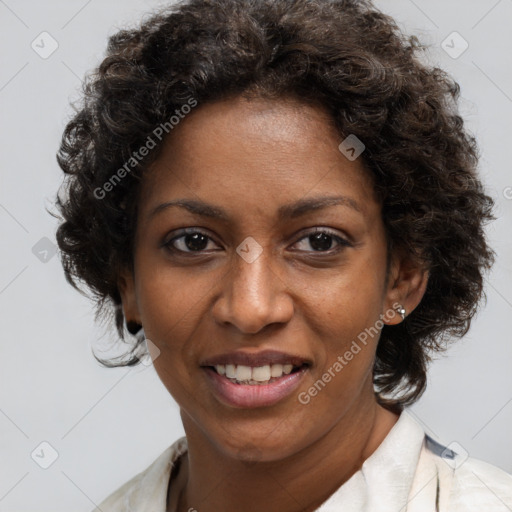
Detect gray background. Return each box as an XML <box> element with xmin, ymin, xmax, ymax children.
<box><xmin>0</xmin><ymin>0</ymin><xmax>511</xmax><ymax>510</ymax></box>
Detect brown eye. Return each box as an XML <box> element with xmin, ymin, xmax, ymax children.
<box><xmin>164</xmin><ymin>229</ymin><xmax>220</xmax><ymax>253</ymax></box>
<box><xmin>308</xmin><ymin>232</ymin><xmax>336</xmax><ymax>251</ymax></box>
<box><xmin>293</xmin><ymin>229</ymin><xmax>351</xmax><ymax>253</ymax></box>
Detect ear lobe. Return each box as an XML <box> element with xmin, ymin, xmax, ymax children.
<box><xmin>118</xmin><ymin>268</ymin><xmax>141</xmax><ymax>325</ymax></box>
<box><xmin>383</xmin><ymin>253</ymin><xmax>429</xmax><ymax>325</ymax></box>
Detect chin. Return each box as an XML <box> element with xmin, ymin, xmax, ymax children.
<box><xmin>215</xmin><ymin>428</ymin><xmax>307</xmax><ymax>464</ymax></box>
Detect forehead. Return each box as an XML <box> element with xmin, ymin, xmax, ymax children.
<box><xmin>139</xmin><ymin>96</ymin><xmax>378</xmax><ymax>222</ymax></box>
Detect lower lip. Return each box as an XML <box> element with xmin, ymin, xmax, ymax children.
<box><xmin>203</xmin><ymin>366</ymin><xmax>309</xmax><ymax>408</ymax></box>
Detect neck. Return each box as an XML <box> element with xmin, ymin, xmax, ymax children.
<box><xmin>172</xmin><ymin>384</ymin><xmax>400</xmax><ymax>512</ymax></box>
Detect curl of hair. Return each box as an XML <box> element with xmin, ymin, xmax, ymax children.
<box><xmin>55</xmin><ymin>0</ymin><xmax>495</xmax><ymax>407</ymax></box>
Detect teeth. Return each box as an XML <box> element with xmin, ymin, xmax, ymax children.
<box><xmin>252</xmin><ymin>365</ymin><xmax>271</xmax><ymax>381</ymax></box>
<box><xmin>270</xmin><ymin>363</ymin><xmax>283</xmax><ymax>377</ymax></box>
<box><xmin>235</xmin><ymin>365</ymin><xmax>252</xmax><ymax>381</ymax></box>
<box><xmin>214</xmin><ymin>363</ymin><xmax>301</xmax><ymax>383</ymax></box>
<box><xmin>225</xmin><ymin>364</ymin><xmax>236</xmax><ymax>379</ymax></box>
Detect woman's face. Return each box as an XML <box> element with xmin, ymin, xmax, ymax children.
<box><xmin>120</xmin><ymin>96</ymin><xmax>412</xmax><ymax>461</ymax></box>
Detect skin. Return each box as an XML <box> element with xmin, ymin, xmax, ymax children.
<box><xmin>119</xmin><ymin>95</ymin><xmax>429</xmax><ymax>512</ymax></box>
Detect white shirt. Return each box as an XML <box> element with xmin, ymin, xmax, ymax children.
<box><xmin>93</xmin><ymin>410</ymin><xmax>512</xmax><ymax>511</ymax></box>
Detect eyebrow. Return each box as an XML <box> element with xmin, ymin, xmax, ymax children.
<box><xmin>148</xmin><ymin>195</ymin><xmax>362</xmax><ymax>221</ymax></box>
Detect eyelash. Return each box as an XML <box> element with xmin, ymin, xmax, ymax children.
<box><xmin>162</xmin><ymin>227</ymin><xmax>352</xmax><ymax>255</ymax></box>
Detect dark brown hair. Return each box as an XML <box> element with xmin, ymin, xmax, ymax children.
<box><xmin>55</xmin><ymin>0</ymin><xmax>495</xmax><ymax>406</ymax></box>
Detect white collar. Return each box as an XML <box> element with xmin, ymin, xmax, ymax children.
<box><xmin>316</xmin><ymin>410</ymin><xmax>425</xmax><ymax>511</ymax></box>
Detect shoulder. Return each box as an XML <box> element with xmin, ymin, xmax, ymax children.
<box><xmin>91</xmin><ymin>436</ymin><xmax>188</xmax><ymax>512</ymax></box>
<box><xmin>424</xmin><ymin>434</ymin><xmax>512</xmax><ymax>511</ymax></box>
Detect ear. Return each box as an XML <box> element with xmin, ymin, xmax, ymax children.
<box><xmin>382</xmin><ymin>250</ymin><xmax>429</xmax><ymax>326</ymax></box>
<box><xmin>118</xmin><ymin>266</ymin><xmax>141</xmax><ymax>326</ymax></box>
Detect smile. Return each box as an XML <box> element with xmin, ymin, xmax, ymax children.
<box><xmin>213</xmin><ymin>363</ymin><xmax>303</xmax><ymax>384</ymax></box>
<box><xmin>203</xmin><ymin>363</ymin><xmax>310</xmax><ymax>408</ymax></box>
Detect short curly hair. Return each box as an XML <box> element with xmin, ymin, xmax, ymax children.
<box><xmin>55</xmin><ymin>0</ymin><xmax>495</xmax><ymax>407</ymax></box>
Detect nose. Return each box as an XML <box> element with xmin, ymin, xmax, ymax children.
<box><xmin>211</xmin><ymin>247</ymin><xmax>294</xmax><ymax>334</ymax></box>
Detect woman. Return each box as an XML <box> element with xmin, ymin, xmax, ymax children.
<box><xmin>55</xmin><ymin>0</ymin><xmax>512</xmax><ymax>510</ymax></box>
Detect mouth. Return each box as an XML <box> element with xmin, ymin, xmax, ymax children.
<box><xmin>207</xmin><ymin>362</ymin><xmax>309</xmax><ymax>385</ymax></box>
<box><xmin>200</xmin><ymin>349</ymin><xmax>312</xmax><ymax>408</ymax></box>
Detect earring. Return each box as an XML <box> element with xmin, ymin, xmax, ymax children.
<box><xmin>396</xmin><ymin>305</ymin><xmax>406</xmax><ymax>321</ymax></box>
<box><xmin>126</xmin><ymin>320</ymin><xmax>143</xmax><ymax>335</ymax></box>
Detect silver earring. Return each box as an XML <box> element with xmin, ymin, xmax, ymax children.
<box><xmin>397</xmin><ymin>305</ymin><xmax>406</xmax><ymax>321</ymax></box>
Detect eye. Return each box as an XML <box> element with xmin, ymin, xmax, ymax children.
<box><xmin>163</xmin><ymin>227</ymin><xmax>351</xmax><ymax>255</ymax></box>
<box><xmin>292</xmin><ymin>229</ymin><xmax>351</xmax><ymax>253</ymax></box>
<box><xmin>163</xmin><ymin>229</ymin><xmax>220</xmax><ymax>254</ymax></box>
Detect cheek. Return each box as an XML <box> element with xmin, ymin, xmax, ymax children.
<box><xmin>299</xmin><ymin>247</ymin><xmax>387</xmax><ymax>390</ymax></box>
<box><xmin>136</xmin><ymin>264</ymin><xmax>212</xmax><ymax>346</ymax></box>
<box><xmin>134</xmin><ymin>261</ymin><xmax>226</xmax><ymax>395</ymax></box>
<box><xmin>304</xmin><ymin>249</ymin><xmax>387</xmax><ymax>336</ymax></box>
<box><xmin>302</xmin><ymin>297</ymin><xmax>380</xmax><ymax>411</ymax></box>
<box><xmin>137</xmin><ymin>270</ymin><xmax>206</xmax><ymax>403</ymax></box>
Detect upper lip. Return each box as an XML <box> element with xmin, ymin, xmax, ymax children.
<box><xmin>200</xmin><ymin>349</ymin><xmax>311</xmax><ymax>368</ymax></box>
